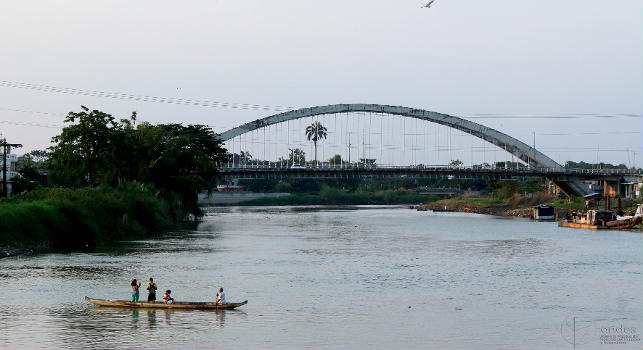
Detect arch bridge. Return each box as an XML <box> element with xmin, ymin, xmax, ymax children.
<box><xmin>219</xmin><ymin>103</ymin><xmax>561</xmax><ymax>169</ymax></box>
<box><xmin>217</xmin><ymin>104</ymin><xmax>641</xmax><ymax>197</ymax></box>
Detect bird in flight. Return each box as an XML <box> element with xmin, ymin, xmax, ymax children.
<box><xmin>422</xmin><ymin>0</ymin><xmax>436</xmax><ymax>8</ymax></box>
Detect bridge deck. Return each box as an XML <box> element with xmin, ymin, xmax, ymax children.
<box><xmin>217</xmin><ymin>166</ymin><xmax>641</xmax><ymax>179</ymax></box>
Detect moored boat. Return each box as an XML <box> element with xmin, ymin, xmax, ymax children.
<box><xmin>558</xmin><ymin>210</ymin><xmax>642</xmax><ymax>230</ymax></box>
<box><xmin>85</xmin><ymin>296</ymin><xmax>247</xmax><ymax>310</ymax></box>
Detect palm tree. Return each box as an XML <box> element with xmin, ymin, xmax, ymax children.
<box><xmin>305</xmin><ymin>121</ymin><xmax>327</xmax><ymax>163</ymax></box>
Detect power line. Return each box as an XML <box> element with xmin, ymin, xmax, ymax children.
<box><xmin>0</xmin><ymin>79</ymin><xmax>296</xmax><ymax>112</ymax></box>
<box><xmin>466</xmin><ymin>113</ymin><xmax>642</xmax><ymax>119</ymax></box>
<box><xmin>2</xmin><ymin>79</ymin><xmax>641</xmax><ymax>120</ymax></box>
<box><xmin>0</xmin><ymin>120</ymin><xmax>61</xmax><ymax>128</ymax></box>
<box><xmin>539</xmin><ymin>131</ymin><xmax>641</xmax><ymax>136</ymax></box>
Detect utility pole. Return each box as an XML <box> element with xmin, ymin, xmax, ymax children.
<box><xmin>1</xmin><ymin>139</ymin><xmax>23</xmax><ymax>197</ymax></box>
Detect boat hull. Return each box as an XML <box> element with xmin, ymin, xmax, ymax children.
<box><xmin>558</xmin><ymin>216</ymin><xmax>641</xmax><ymax>230</ymax></box>
<box><xmin>85</xmin><ymin>296</ymin><xmax>247</xmax><ymax>310</ymax></box>
<box><xmin>558</xmin><ymin>222</ymin><xmax>601</xmax><ymax>230</ymax></box>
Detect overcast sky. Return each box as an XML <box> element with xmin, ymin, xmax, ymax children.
<box><xmin>0</xmin><ymin>0</ymin><xmax>641</xmax><ymax>166</ymax></box>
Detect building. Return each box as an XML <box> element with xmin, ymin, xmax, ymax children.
<box><xmin>0</xmin><ymin>153</ymin><xmax>20</xmax><ymax>195</ymax></box>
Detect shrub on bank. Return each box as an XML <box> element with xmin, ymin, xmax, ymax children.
<box><xmin>0</xmin><ymin>182</ymin><xmax>176</xmax><ymax>249</ymax></box>
<box><xmin>240</xmin><ymin>189</ymin><xmax>438</xmax><ymax>206</ymax></box>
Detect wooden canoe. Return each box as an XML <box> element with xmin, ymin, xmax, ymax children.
<box><xmin>85</xmin><ymin>296</ymin><xmax>247</xmax><ymax>310</ymax></box>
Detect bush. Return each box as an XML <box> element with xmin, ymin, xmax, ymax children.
<box><xmin>0</xmin><ymin>182</ymin><xmax>175</xmax><ymax>249</ymax></box>
<box><xmin>492</xmin><ymin>181</ymin><xmax>521</xmax><ymax>199</ymax></box>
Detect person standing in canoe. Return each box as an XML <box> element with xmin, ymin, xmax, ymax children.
<box><xmin>215</xmin><ymin>287</ymin><xmax>226</xmax><ymax>305</ymax></box>
<box><xmin>131</xmin><ymin>279</ymin><xmax>141</xmax><ymax>302</ymax></box>
<box><xmin>146</xmin><ymin>278</ymin><xmax>157</xmax><ymax>302</ymax></box>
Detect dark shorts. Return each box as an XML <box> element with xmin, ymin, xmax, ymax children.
<box><xmin>148</xmin><ymin>294</ymin><xmax>156</xmax><ymax>302</ymax></box>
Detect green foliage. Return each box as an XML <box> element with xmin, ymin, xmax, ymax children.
<box><xmin>18</xmin><ymin>150</ymin><xmax>49</xmax><ymax>182</ymax></box>
<box><xmin>0</xmin><ymin>183</ymin><xmax>175</xmax><ymax>248</ymax></box>
<box><xmin>546</xmin><ymin>196</ymin><xmax>586</xmax><ymax>209</ymax></box>
<box><xmin>520</xmin><ymin>180</ymin><xmax>542</xmax><ymax>194</ymax></box>
<box><xmin>431</xmin><ymin>196</ymin><xmax>507</xmax><ymax>209</ymax></box>
<box><xmin>328</xmin><ymin>154</ymin><xmax>343</xmax><ymax>165</ymax></box>
<box><xmin>228</xmin><ymin>151</ymin><xmax>252</xmax><ymax>167</ymax></box>
<box><xmin>273</xmin><ymin>181</ymin><xmax>293</xmax><ymax>193</ymax></box>
<box><xmin>240</xmin><ymin>188</ymin><xmax>438</xmax><ymax>206</ymax></box>
<box><xmin>493</xmin><ymin>161</ymin><xmax>527</xmax><ymax>169</ymax></box>
<box><xmin>47</xmin><ymin>107</ymin><xmax>228</xmax><ymax>217</ymax></box>
<box><xmin>489</xmin><ymin>180</ymin><xmax>522</xmax><ymax>199</ymax></box>
<box><xmin>449</xmin><ymin>159</ymin><xmax>463</xmax><ymax>168</ymax></box>
<box><xmin>238</xmin><ymin>176</ymin><xmax>488</xmax><ymax>194</ymax></box>
<box><xmin>238</xmin><ymin>178</ymin><xmax>280</xmax><ymax>193</ymax></box>
<box><xmin>305</xmin><ymin>121</ymin><xmax>327</xmax><ymax>162</ymax></box>
<box><xmin>564</xmin><ymin>161</ymin><xmax>628</xmax><ymax>170</ymax></box>
<box><xmin>48</xmin><ymin>107</ymin><xmax>128</xmax><ymax>186</ymax></box>
<box><xmin>286</xmin><ymin>148</ymin><xmax>306</xmax><ymax>165</ymax></box>
<box><xmin>9</xmin><ymin>176</ymin><xmax>39</xmax><ymax>194</ymax></box>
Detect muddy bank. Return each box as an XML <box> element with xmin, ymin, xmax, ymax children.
<box><xmin>419</xmin><ymin>193</ymin><xmax>561</xmax><ymax>217</ymax></box>
<box><xmin>423</xmin><ymin>201</ymin><xmax>510</xmax><ymax>215</ymax></box>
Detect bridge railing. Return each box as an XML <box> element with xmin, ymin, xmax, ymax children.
<box><xmin>219</xmin><ymin>163</ymin><xmax>643</xmax><ymax>177</ymax></box>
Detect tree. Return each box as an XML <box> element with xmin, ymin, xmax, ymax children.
<box><xmin>305</xmin><ymin>121</ymin><xmax>327</xmax><ymax>163</ymax></box>
<box><xmin>449</xmin><ymin>159</ymin><xmax>463</xmax><ymax>168</ymax></box>
<box><xmin>359</xmin><ymin>158</ymin><xmax>376</xmax><ymax>168</ymax></box>
<box><xmin>47</xmin><ymin>106</ymin><xmax>228</xmax><ymax>217</ymax></box>
<box><xmin>228</xmin><ymin>151</ymin><xmax>252</xmax><ymax>167</ymax></box>
<box><xmin>135</xmin><ymin>123</ymin><xmax>228</xmax><ymax>216</ymax></box>
<box><xmin>48</xmin><ymin>106</ymin><xmax>130</xmax><ymax>186</ymax></box>
<box><xmin>26</xmin><ymin>150</ymin><xmax>50</xmax><ymax>163</ymax></box>
<box><xmin>328</xmin><ymin>154</ymin><xmax>342</xmax><ymax>166</ymax></box>
<box><xmin>240</xmin><ymin>151</ymin><xmax>252</xmax><ymax>165</ymax></box>
<box><xmin>288</xmin><ymin>148</ymin><xmax>306</xmax><ymax>165</ymax></box>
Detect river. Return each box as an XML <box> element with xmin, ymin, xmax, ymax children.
<box><xmin>1</xmin><ymin>206</ymin><xmax>642</xmax><ymax>349</ymax></box>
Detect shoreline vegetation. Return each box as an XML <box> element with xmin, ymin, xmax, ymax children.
<box><xmin>420</xmin><ymin>193</ymin><xmax>641</xmax><ymax>218</ymax></box>
<box><xmin>1</xmin><ymin>107</ymin><xmax>228</xmax><ymax>257</ymax></box>
<box><xmin>0</xmin><ymin>183</ymin><xmax>184</xmax><ymax>257</ymax></box>
<box><xmin>236</xmin><ymin>188</ymin><xmax>438</xmax><ymax>206</ymax></box>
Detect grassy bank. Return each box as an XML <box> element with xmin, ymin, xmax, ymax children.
<box><xmin>424</xmin><ymin>193</ymin><xmax>641</xmax><ymax>216</ymax></box>
<box><xmin>424</xmin><ymin>192</ymin><xmax>554</xmax><ymax>215</ymax></box>
<box><xmin>0</xmin><ymin>182</ymin><xmax>180</xmax><ymax>251</ymax></box>
<box><xmin>240</xmin><ymin>188</ymin><xmax>439</xmax><ymax>206</ymax></box>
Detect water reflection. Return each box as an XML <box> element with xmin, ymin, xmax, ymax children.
<box><xmin>147</xmin><ymin>310</ymin><xmax>157</xmax><ymax>329</ymax></box>
<box><xmin>131</xmin><ymin>310</ymin><xmax>139</xmax><ymax>329</ymax></box>
<box><xmin>216</xmin><ymin>310</ymin><xmax>226</xmax><ymax>328</ymax></box>
<box><xmin>163</xmin><ymin>310</ymin><xmax>171</xmax><ymax>326</ymax></box>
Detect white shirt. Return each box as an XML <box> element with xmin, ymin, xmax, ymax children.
<box><xmin>218</xmin><ymin>291</ymin><xmax>226</xmax><ymax>304</ymax></box>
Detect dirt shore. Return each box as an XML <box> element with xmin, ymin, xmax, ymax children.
<box><xmin>417</xmin><ymin>193</ymin><xmax>586</xmax><ymax>218</ymax></box>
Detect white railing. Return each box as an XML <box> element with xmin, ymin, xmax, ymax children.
<box><xmin>220</xmin><ymin>164</ymin><xmax>643</xmax><ymax>176</ymax></box>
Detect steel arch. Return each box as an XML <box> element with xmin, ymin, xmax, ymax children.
<box><xmin>218</xmin><ymin>104</ymin><xmax>562</xmax><ymax>169</ymax></box>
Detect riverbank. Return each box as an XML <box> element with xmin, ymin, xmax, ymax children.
<box><xmin>420</xmin><ymin>193</ymin><xmax>641</xmax><ymax>218</ymax></box>
<box><xmin>237</xmin><ymin>189</ymin><xmax>439</xmax><ymax>206</ymax></box>
<box><xmin>0</xmin><ymin>182</ymin><xmax>186</xmax><ymax>256</ymax></box>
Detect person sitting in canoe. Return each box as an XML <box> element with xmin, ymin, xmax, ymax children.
<box><xmin>163</xmin><ymin>290</ymin><xmax>174</xmax><ymax>304</ymax></box>
<box><xmin>146</xmin><ymin>278</ymin><xmax>157</xmax><ymax>302</ymax></box>
<box><xmin>215</xmin><ymin>287</ymin><xmax>226</xmax><ymax>305</ymax></box>
<box><xmin>131</xmin><ymin>279</ymin><xmax>141</xmax><ymax>302</ymax></box>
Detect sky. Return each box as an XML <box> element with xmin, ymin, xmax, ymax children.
<box><xmin>0</xmin><ymin>0</ymin><xmax>641</xmax><ymax>166</ymax></box>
